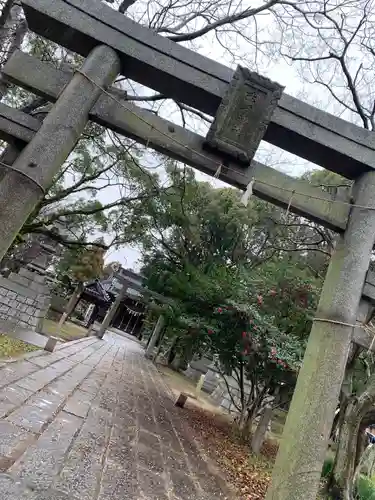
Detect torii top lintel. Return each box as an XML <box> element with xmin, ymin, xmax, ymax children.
<box><xmin>21</xmin><ymin>0</ymin><xmax>375</xmax><ymax>178</ymax></box>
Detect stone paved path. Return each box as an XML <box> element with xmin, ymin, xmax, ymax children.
<box><xmin>0</xmin><ymin>332</ymin><xmax>233</xmax><ymax>499</ymax></box>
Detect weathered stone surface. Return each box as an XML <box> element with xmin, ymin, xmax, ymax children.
<box><xmin>170</xmin><ymin>470</ymin><xmax>199</xmax><ymax>498</ymax></box>
<box><xmin>137</xmin><ymin>466</ymin><xmax>169</xmax><ymax>499</ymax></box>
<box><xmin>0</xmin><ymin>421</ymin><xmax>35</xmax><ymax>471</ymax></box>
<box><xmin>0</xmin><ymin>267</ymin><xmax>52</xmax><ymax>336</ymax></box>
<box><xmin>10</xmin><ymin>412</ymin><xmax>82</xmax><ymax>489</ymax></box>
<box><xmin>206</xmin><ymin>66</ymin><xmax>283</xmax><ymax>163</ymax></box>
<box><xmin>137</xmin><ymin>441</ymin><xmax>165</xmax><ymax>474</ymax></box>
<box><xmin>0</xmin><ymin>385</ymin><xmax>33</xmax><ymax>418</ymax></box>
<box><xmin>0</xmin><ymin>361</ymin><xmax>37</xmax><ymax>390</ymax></box>
<box><xmin>97</xmin><ymin>461</ymin><xmax>138</xmax><ymax>500</ymax></box>
<box><xmin>107</xmin><ymin>425</ymin><xmax>136</xmax><ymax>463</ymax></box>
<box><xmin>0</xmin><ymin>473</ymin><xmax>32</xmax><ymax>499</ymax></box>
<box><xmin>27</xmin><ymin>352</ymin><xmax>66</xmax><ymax>368</ymax></box>
<box><xmin>7</xmin><ymin>389</ymin><xmax>65</xmax><ymax>433</ymax></box>
<box><xmin>0</xmin><ymin>333</ymin><xmax>233</xmax><ymax>499</ymax></box>
<box><xmin>16</xmin><ymin>366</ymin><xmax>63</xmax><ymax>392</ymax></box>
<box><xmin>163</xmin><ymin>449</ymin><xmax>189</xmax><ymax>473</ymax></box>
<box><xmin>54</xmin><ymin>407</ymin><xmax>112</xmax><ymax>500</ymax></box>
<box><xmin>64</xmin><ymin>389</ymin><xmax>96</xmax><ymax>418</ymax></box>
<box><xmin>29</xmin><ymin>488</ymin><xmax>80</xmax><ymax>500</ymax></box>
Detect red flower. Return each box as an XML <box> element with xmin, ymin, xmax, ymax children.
<box><xmin>207</xmin><ymin>329</ymin><xmax>214</xmax><ymax>335</ymax></box>
<box><xmin>217</xmin><ymin>307</ymin><xmax>223</xmax><ymax>313</ymax></box>
<box><xmin>257</xmin><ymin>295</ymin><xmax>263</xmax><ymax>305</ymax></box>
<box><xmin>242</xmin><ymin>331</ymin><xmax>247</xmax><ymax>339</ymax></box>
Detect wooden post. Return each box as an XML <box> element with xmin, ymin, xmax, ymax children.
<box><xmin>0</xmin><ymin>44</ymin><xmax>120</xmax><ymax>261</ymax></box>
<box><xmin>131</xmin><ymin>315</ymin><xmax>140</xmax><ymax>335</ymax></box>
<box><xmin>266</xmin><ymin>170</ymin><xmax>375</xmax><ymax>500</ymax></box>
<box><xmin>145</xmin><ymin>315</ymin><xmax>165</xmax><ymax>359</ymax></box>
<box><xmin>97</xmin><ymin>284</ymin><xmax>128</xmax><ymax>339</ymax></box>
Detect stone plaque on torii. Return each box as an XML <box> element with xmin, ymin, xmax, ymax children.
<box><xmin>0</xmin><ymin>0</ymin><xmax>375</xmax><ymax>498</ymax></box>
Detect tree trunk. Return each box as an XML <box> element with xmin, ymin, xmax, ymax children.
<box><xmin>170</xmin><ymin>354</ymin><xmax>183</xmax><ymax>371</ymax></box>
<box><xmin>251</xmin><ymin>406</ymin><xmax>273</xmax><ymax>455</ymax></box>
<box><xmin>167</xmin><ymin>336</ymin><xmax>180</xmax><ymax>365</ymax></box>
<box><xmin>58</xmin><ymin>282</ymin><xmax>84</xmax><ymax>328</ymax></box>
<box><xmin>354</xmin><ymin>444</ymin><xmax>375</xmax><ymax>483</ymax></box>
<box><xmin>237</xmin><ymin>408</ymin><xmax>247</xmax><ymax>431</ymax></box>
<box><xmin>332</xmin><ymin>374</ymin><xmax>375</xmax><ymax>498</ymax></box>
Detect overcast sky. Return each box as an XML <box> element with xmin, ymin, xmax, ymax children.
<box><xmin>96</xmin><ymin>1</ymin><xmax>360</xmax><ymax>271</ymax></box>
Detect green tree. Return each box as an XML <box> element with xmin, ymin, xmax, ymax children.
<box><xmin>57</xmin><ymin>243</ymin><xmax>106</xmax><ymax>328</ymax></box>
<box><xmin>140</xmin><ymin>166</ymin><xmax>322</xmax><ymax>446</ymax></box>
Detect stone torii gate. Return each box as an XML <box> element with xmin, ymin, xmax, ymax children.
<box><xmin>1</xmin><ymin>0</ymin><xmax>375</xmax><ymax>498</ymax></box>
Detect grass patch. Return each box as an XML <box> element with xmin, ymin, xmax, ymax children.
<box><xmin>40</xmin><ymin>319</ymin><xmax>87</xmax><ymax>341</ymax></box>
<box><xmin>356</xmin><ymin>475</ymin><xmax>375</xmax><ymax>500</ymax></box>
<box><xmin>322</xmin><ymin>455</ymin><xmax>335</xmax><ymax>479</ymax></box>
<box><xmin>0</xmin><ymin>334</ymin><xmax>39</xmax><ymax>359</ymax></box>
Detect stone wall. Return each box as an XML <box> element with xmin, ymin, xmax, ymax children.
<box><xmin>211</xmin><ymin>375</ymin><xmax>274</xmax><ymax>418</ymax></box>
<box><xmin>0</xmin><ymin>267</ymin><xmax>51</xmax><ymax>333</ymax></box>
<box><xmin>211</xmin><ymin>375</ymin><xmax>253</xmax><ymax>415</ymax></box>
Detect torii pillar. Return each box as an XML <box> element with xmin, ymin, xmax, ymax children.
<box><xmin>203</xmin><ymin>67</ymin><xmax>375</xmax><ymax>498</ymax></box>
<box><xmin>266</xmin><ymin>171</ymin><xmax>375</xmax><ymax>499</ymax></box>
<box><xmin>0</xmin><ymin>45</ymin><xmax>120</xmax><ymax>261</ymax></box>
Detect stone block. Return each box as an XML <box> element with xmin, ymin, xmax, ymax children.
<box><xmin>8</xmin><ymin>274</ymin><xmax>31</xmax><ymax>288</ymax></box>
<box><xmin>64</xmin><ymin>389</ymin><xmax>96</xmax><ymax>418</ymax></box>
<box><xmin>16</xmin><ymin>365</ymin><xmax>62</xmax><ymax>392</ymax></box>
<box><xmin>30</xmin><ymin>282</ymin><xmax>48</xmax><ymax>294</ymax></box>
<box><xmin>19</xmin><ymin>267</ymin><xmax>45</xmax><ymax>284</ymax></box>
<box><xmin>29</xmin><ymin>317</ymin><xmax>38</xmax><ymax>327</ymax></box>
<box><xmin>206</xmin><ymin>65</ymin><xmax>284</xmax><ymax>163</ymax></box>
<box><xmin>0</xmin><ymin>277</ymin><xmax>38</xmax><ymax>300</ymax></box>
<box><xmin>20</xmin><ymin>314</ymin><xmax>31</xmax><ymax>324</ymax></box>
<box><xmin>54</xmin><ymin>407</ymin><xmax>112</xmax><ymax>500</ymax></box>
<box><xmin>0</xmin><ymin>361</ymin><xmax>37</xmax><ymax>390</ymax></box>
<box><xmin>0</xmin><ymin>421</ymin><xmax>35</xmax><ymax>468</ymax></box>
<box><xmin>44</xmin><ymin>337</ymin><xmax>58</xmax><ymax>352</ymax></box>
<box><xmin>0</xmin><ymin>385</ymin><xmax>34</xmax><ymax>418</ymax></box>
<box><xmin>97</xmin><ymin>461</ymin><xmax>138</xmax><ymax>500</ymax></box>
<box><xmin>9</xmin><ymin>411</ymin><xmax>82</xmax><ymax>490</ymax></box>
<box><xmin>0</xmin><ymin>473</ymin><xmax>32</xmax><ymax>499</ymax></box>
<box><xmin>6</xmin><ymin>389</ymin><xmax>66</xmax><ymax>433</ymax></box>
<box><xmin>137</xmin><ymin>467</ymin><xmax>168</xmax><ymax>499</ymax></box>
<box><xmin>29</xmin><ymin>489</ymin><xmax>77</xmax><ymax>500</ymax></box>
